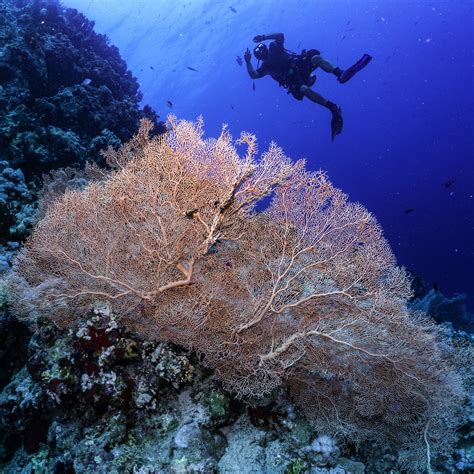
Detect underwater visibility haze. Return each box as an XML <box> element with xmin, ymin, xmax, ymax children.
<box><xmin>0</xmin><ymin>0</ymin><xmax>473</xmax><ymax>473</ymax></box>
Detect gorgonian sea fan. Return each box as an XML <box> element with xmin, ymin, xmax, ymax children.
<box><xmin>8</xmin><ymin>117</ymin><xmax>468</xmax><ymax>472</ymax></box>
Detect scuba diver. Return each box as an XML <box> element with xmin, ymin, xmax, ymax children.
<box><xmin>244</xmin><ymin>33</ymin><xmax>372</xmax><ymax>141</ymax></box>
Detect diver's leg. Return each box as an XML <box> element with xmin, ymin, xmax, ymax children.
<box><xmin>311</xmin><ymin>55</ymin><xmax>342</xmax><ymax>78</ymax></box>
<box><xmin>299</xmin><ymin>84</ymin><xmax>328</xmax><ymax>106</ymax></box>
<box><xmin>300</xmin><ymin>85</ymin><xmax>343</xmax><ymax>141</ymax></box>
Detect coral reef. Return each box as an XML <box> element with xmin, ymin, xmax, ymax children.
<box><xmin>0</xmin><ymin>0</ymin><xmax>164</xmax><ymax>177</ymax></box>
<box><xmin>1</xmin><ymin>305</ymin><xmax>472</xmax><ymax>472</ymax></box>
<box><xmin>0</xmin><ymin>308</ymin><xmax>30</xmax><ymax>391</ymax></box>
<box><xmin>408</xmin><ymin>270</ymin><xmax>474</xmax><ymax>332</ymax></box>
<box><xmin>0</xmin><ymin>160</ymin><xmax>37</xmax><ymax>269</ymax></box>
<box><xmin>0</xmin><ymin>306</ymin><xmax>196</xmax><ymax>468</ymax></box>
<box><xmin>0</xmin><ymin>0</ymin><xmax>166</xmax><ymax>265</ymax></box>
<box><xmin>7</xmin><ymin>117</ymin><xmax>472</xmax><ymax>472</ymax></box>
<box><xmin>0</xmin><ymin>3</ymin><xmax>471</xmax><ymax>468</ymax></box>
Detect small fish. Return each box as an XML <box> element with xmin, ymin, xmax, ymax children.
<box><xmin>230</xmin><ymin>105</ymin><xmax>234</xmax><ymax>110</ymax></box>
<box><xmin>236</xmin><ymin>55</ymin><xmax>243</xmax><ymax>66</ymax></box>
<box><xmin>252</xmin><ymin>82</ymin><xmax>255</xmax><ymax>91</ymax></box>
<box><xmin>444</xmin><ymin>179</ymin><xmax>455</xmax><ymax>188</ymax></box>
<box><xmin>81</xmin><ymin>78</ymin><xmax>92</xmax><ymax>86</ymax></box>
<box><xmin>150</xmin><ymin>66</ymin><xmax>154</xmax><ymax>70</ymax></box>
<box><xmin>297</xmin><ymin>41</ymin><xmax>301</xmax><ymax>49</ymax></box>
<box><xmin>341</xmin><ymin>35</ymin><xmax>346</xmax><ymax>40</ymax></box>
<box><xmin>187</xmin><ymin>66</ymin><xmax>198</xmax><ymax>71</ymax></box>
<box><xmin>404</xmin><ymin>208</ymin><xmax>414</xmax><ymax>214</ymax></box>
<box><xmin>229</xmin><ymin>6</ymin><xmax>237</xmax><ymax>13</ymax></box>
<box><xmin>166</xmin><ymin>100</ymin><xmax>173</xmax><ymax>108</ymax></box>
<box><xmin>346</xmin><ymin>20</ymin><xmax>351</xmax><ymax>25</ymax></box>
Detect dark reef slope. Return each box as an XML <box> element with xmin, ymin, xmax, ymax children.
<box><xmin>0</xmin><ymin>0</ymin><xmax>163</xmax><ymax>175</ymax></box>
<box><xmin>0</xmin><ymin>0</ymin><xmax>164</xmax><ymax>254</ymax></box>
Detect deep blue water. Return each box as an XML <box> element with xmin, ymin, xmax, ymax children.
<box><xmin>66</xmin><ymin>0</ymin><xmax>474</xmax><ymax>308</ymax></box>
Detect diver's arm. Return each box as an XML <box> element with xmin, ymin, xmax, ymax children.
<box><xmin>254</xmin><ymin>33</ymin><xmax>284</xmax><ymax>45</ymax></box>
<box><xmin>244</xmin><ymin>48</ymin><xmax>266</xmax><ymax>79</ymax></box>
<box><xmin>246</xmin><ymin>61</ymin><xmax>263</xmax><ymax>79</ymax></box>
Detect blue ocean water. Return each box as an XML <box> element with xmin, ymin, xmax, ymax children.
<box><xmin>66</xmin><ymin>0</ymin><xmax>473</xmax><ymax>308</ymax></box>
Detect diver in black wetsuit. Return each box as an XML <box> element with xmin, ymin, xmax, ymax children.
<box><xmin>244</xmin><ymin>33</ymin><xmax>372</xmax><ymax>141</ymax></box>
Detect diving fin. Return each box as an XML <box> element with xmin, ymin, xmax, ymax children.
<box><xmin>330</xmin><ymin>105</ymin><xmax>343</xmax><ymax>141</ymax></box>
<box><xmin>338</xmin><ymin>54</ymin><xmax>372</xmax><ymax>84</ymax></box>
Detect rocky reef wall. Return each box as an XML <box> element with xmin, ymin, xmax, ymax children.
<box><xmin>0</xmin><ymin>0</ymin><xmax>165</xmax><ymax>262</ymax></box>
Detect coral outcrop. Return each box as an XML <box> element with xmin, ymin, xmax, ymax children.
<box><xmin>0</xmin><ymin>0</ymin><xmax>165</xmax><ymax>266</ymax></box>
<box><xmin>1</xmin><ymin>305</ymin><xmax>472</xmax><ymax>473</ymax></box>
<box><xmin>0</xmin><ymin>0</ymin><xmax>164</xmax><ymax>177</ymax></box>
<box><xmin>0</xmin><ymin>306</ymin><xmax>196</xmax><ymax>467</ymax></box>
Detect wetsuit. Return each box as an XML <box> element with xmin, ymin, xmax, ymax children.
<box><xmin>256</xmin><ymin>42</ymin><xmax>320</xmax><ymax>100</ymax></box>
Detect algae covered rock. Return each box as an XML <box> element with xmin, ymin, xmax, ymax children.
<box><xmin>0</xmin><ymin>307</ymin><xmax>197</xmax><ymax>469</ymax></box>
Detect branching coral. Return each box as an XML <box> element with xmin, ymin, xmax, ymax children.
<box><xmin>7</xmin><ymin>117</ymin><xmax>469</xmax><ymax>472</ymax></box>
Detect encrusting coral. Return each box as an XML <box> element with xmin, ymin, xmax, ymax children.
<box><xmin>7</xmin><ymin>117</ymin><xmax>471</xmax><ymax>472</ymax></box>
